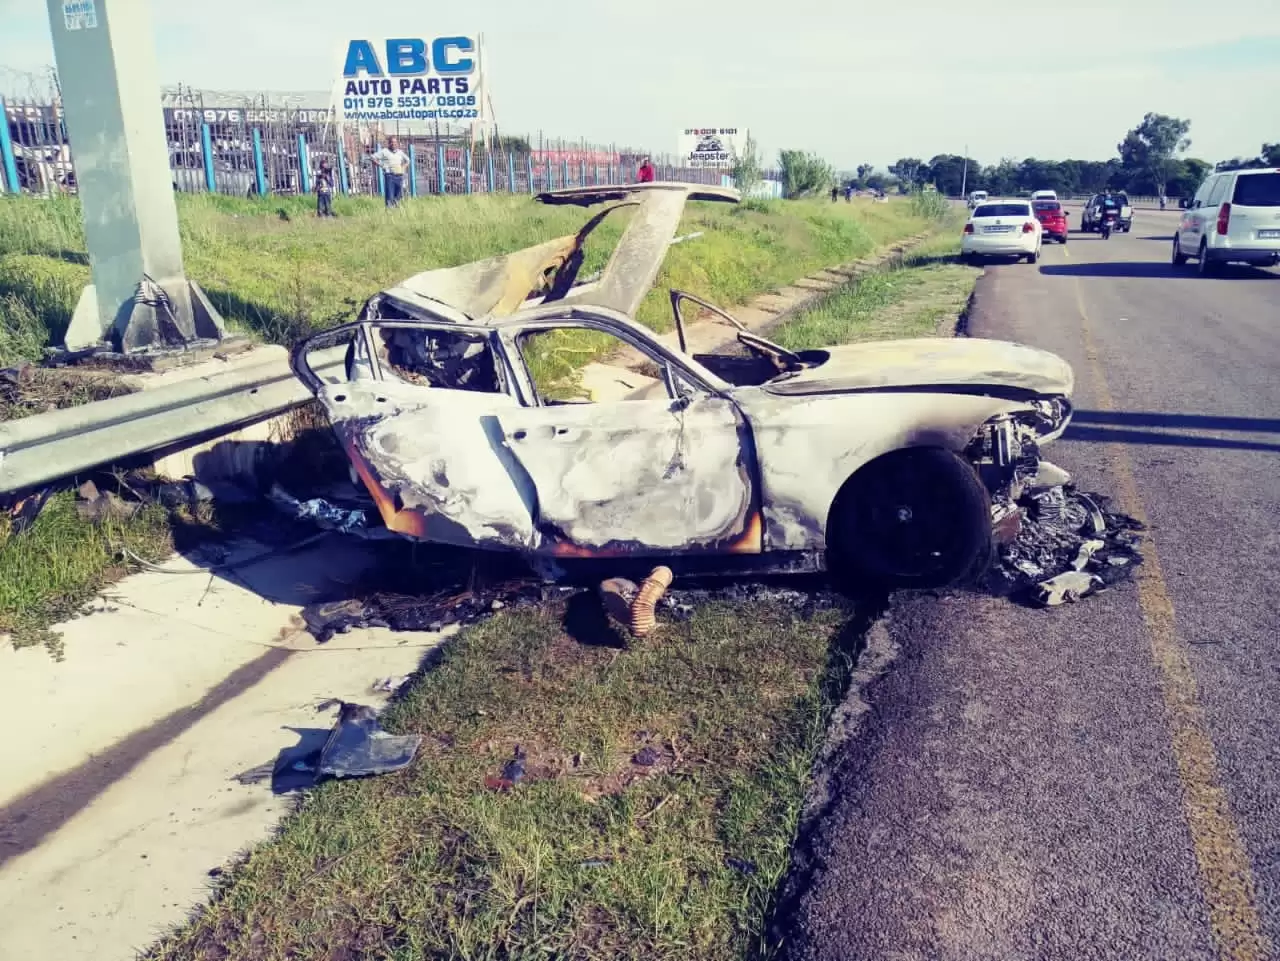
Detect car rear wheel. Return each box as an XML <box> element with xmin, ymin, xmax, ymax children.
<box><xmin>1172</xmin><ymin>236</ymin><xmax>1187</xmax><ymax>266</ymax></box>
<box><xmin>827</xmin><ymin>447</ymin><xmax>993</xmax><ymax>591</ymax></box>
<box><xmin>1198</xmin><ymin>240</ymin><xmax>1220</xmax><ymax>276</ymax></box>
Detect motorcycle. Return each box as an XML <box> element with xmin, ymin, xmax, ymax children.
<box><xmin>1099</xmin><ymin>208</ymin><xmax>1118</xmax><ymax>239</ymax></box>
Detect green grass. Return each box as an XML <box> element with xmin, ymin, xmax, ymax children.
<box><xmin>771</xmin><ymin>228</ymin><xmax>980</xmax><ymax>351</ymax></box>
<box><xmin>0</xmin><ymin>490</ymin><xmax>175</xmax><ymax>657</ymax></box>
<box><xmin>0</xmin><ymin>192</ymin><xmax>937</xmax><ymax>367</ymax></box>
<box><xmin>143</xmin><ymin>595</ymin><xmax>862</xmax><ymax>961</ymax></box>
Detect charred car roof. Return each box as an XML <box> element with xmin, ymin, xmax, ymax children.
<box><xmin>362</xmin><ymin>182</ymin><xmax>741</xmax><ymax>326</ymax></box>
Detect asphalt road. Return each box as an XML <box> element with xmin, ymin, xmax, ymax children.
<box><xmin>779</xmin><ymin>207</ymin><xmax>1280</xmax><ymax>961</ymax></box>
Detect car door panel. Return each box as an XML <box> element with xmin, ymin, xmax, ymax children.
<box><xmin>496</xmin><ymin>395</ymin><xmax>762</xmax><ymax>556</ymax></box>
<box><xmin>322</xmin><ymin>380</ymin><xmax>540</xmax><ymax>550</ymax></box>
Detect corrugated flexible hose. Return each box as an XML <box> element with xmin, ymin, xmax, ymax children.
<box><xmin>629</xmin><ymin>566</ymin><xmax>673</xmax><ymax>637</ymax></box>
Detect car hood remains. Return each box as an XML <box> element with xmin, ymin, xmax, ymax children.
<box><xmin>760</xmin><ymin>337</ymin><xmax>1074</xmax><ymax>397</ymax></box>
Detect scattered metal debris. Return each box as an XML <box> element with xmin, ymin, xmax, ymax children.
<box><xmin>484</xmin><ymin>746</ymin><xmax>528</xmax><ymax>791</ymax></box>
<box><xmin>371</xmin><ymin>675</ymin><xmax>412</xmax><ymax>694</ymax></box>
<box><xmin>986</xmin><ymin>485</ymin><xmax>1145</xmax><ymax>606</ymax></box>
<box><xmin>267</xmin><ymin>483</ymin><xmax>396</xmax><ymax>539</ymax></box>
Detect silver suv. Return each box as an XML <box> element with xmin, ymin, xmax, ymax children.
<box><xmin>1172</xmin><ymin>167</ymin><xmax>1280</xmax><ymax>275</ymax></box>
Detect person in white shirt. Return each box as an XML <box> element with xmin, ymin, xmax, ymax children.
<box><xmin>370</xmin><ymin>136</ymin><xmax>410</xmax><ymax>207</ymax></box>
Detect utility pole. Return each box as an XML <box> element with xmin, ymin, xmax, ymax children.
<box><xmin>960</xmin><ymin>144</ymin><xmax>969</xmax><ymax>199</ymax></box>
<box><xmin>46</xmin><ymin>0</ymin><xmax>226</xmax><ymax>354</ymax></box>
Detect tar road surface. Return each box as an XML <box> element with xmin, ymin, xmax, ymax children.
<box><xmin>778</xmin><ymin>207</ymin><xmax>1280</xmax><ymax>961</ymax></box>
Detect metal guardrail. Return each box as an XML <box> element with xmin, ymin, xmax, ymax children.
<box><xmin>0</xmin><ymin>346</ymin><xmax>346</xmax><ymax>495</ymax></box>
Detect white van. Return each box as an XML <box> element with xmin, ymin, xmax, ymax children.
<box><xmin>1173</xmin><ymin>167</ymin><xmax>1280</xmax><ymax>274</ymax></box>
<box><xmin>1031</xmin><ymin>189</ymin><xmax>1058</xmax><ymax>202</ymax></box>
<box><xmin>967</xmin><ymin>190</ymin><xmax>988</xmax><ymax>209</ymax></box>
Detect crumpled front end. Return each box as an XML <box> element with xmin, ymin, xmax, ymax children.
<box><xmin>963</xmin><ymin>396</ymin><xmax>1074</xmax><ymax>540</ymax></box>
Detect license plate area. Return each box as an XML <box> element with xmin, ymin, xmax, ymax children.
<box><xmin>983</xmin><ymin>225</ymin><xmax>1013</xmax><ymax>233</ymax></box>
<box><xmin>1258</xmin><ymin>229</ymin><xmax>1280</xmax><ymax>239</ymax></box>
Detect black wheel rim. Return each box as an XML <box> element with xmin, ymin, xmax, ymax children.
<box><xmin>854</xmin><ymin>462</ymin><xmax>971</xmax><ymax>578</ymax></box>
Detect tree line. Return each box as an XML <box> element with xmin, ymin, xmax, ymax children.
<box><xmin>855</xmin><ymin>115</ymin><xmax>1277</xmax><ymax>199</ymax></box>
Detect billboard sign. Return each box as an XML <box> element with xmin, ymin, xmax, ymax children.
<box><xmin>331</xmin><ymin>35</ymin><xmax>485</xmax><ymax>127</ymax></box>
<box><xmin>678</xmin><ymin>127</ymin><xmax>745</xmax><ymax>169</ymax></box>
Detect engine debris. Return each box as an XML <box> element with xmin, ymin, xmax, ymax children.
<box><xmin>987</xmin><ymin>485</ymin><xmax>1145</xmax><ymax>606</ymax></box>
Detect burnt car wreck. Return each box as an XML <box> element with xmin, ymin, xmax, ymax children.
<box><xmin>290</xmin><ymin>182</ymin><xmax>1078</xmax><ymax>590</ymax></box>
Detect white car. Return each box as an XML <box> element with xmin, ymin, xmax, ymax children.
<box><xmin>967</xmin><ymin>189</ymin><xmax>988</xmax><ymax>209</ymax></box>
<box><xmin>1173</xmin><ymin>167</ymin><xmax>1280</xmax><ymax>275</ymax></box>
<box><xmin>961</xmin><ymin>200</ymin><xmax>1043</xmax><ymax>263</ymax></box>
<box><xmin>1031</xmin><ymin>189</ymin><xmax>1058</xmax><ymax>202</ymax></box>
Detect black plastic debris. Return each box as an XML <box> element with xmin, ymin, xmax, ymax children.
<box><xmin>725</xmin><ymin>856</ymin><xmax>759</xmax><ymax>875</ymax></box>
<box><xmin>987</xmin><ymin>486</ymin><xmax>1145</xmax><ymax>606</ymax></box>
<box><xmin>632</xmin><ymin>746</ymin><xmax>661</xmax><ymax>766</ymax></box>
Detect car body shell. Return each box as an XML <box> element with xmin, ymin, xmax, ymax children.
<box><xmin>290</xmin><ymin>183</ymin><xmax>1075</xmax><ymax>576</ymax></box>
<box><xmin>1081</xmin><ymin>193</ymin><xmax>1133</xmax><ymax>232</ymax></box>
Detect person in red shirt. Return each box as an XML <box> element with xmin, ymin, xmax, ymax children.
<box><xmin>637</xmin><ymin>157</ymin><xmax>656</xmax><ymax>183</ymax></box>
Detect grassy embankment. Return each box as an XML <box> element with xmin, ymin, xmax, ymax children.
<box><xmin>140</xmin><ymin>202</ymin><xmax>985</xmax><ymax>961</ymax></box>
<box><xmin>0</xmin><ymin>191</ymin><xmax>949</xmax><ymax>652</ymax></box>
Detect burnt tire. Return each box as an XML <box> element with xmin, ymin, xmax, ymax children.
<box><xmin>828</xmin><ymin>447</ymin><xmax>993</xmax><ymax>591</ymax></box>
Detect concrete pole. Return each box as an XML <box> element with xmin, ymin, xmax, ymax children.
<box><xmin>47</xmin><ymin>0</ymin><xmax>225</xmax><ymax>354</ymax></box>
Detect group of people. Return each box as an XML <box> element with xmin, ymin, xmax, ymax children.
<box><xmin>308</xmin><ymin>141</ymin><xmax>662</xmax><ymax>218</ymax></box>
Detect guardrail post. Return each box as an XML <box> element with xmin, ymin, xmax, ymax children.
<box><xmin>464</xmin><ymin>149</ymin><xmax>473</xmax><ymax>194</ymax></box>
<box><xmin>0</xmin><ymin>98</ymin><xmax>19</xmax><ymax>194</ymax></box>
<box><xmin>436</xmin><ymin>144</ymin><xmax>446</xmax><ymax>194</ymax></box>
<box><xmin>507</xmin><ymin>151</ymin><xmax>516</xmax><ymax>193</ymax></box>
<box><xmin>200</xmin><ymin>122</ymin><xmax>216</xmax><ymax>192</ymax></box>
<box><xmin>336</xmin><ymin>138</ymin><xmax>349</xmax><ymax>194</ymax></box>
<box><xmin>526</xmin><ymin>154</ymin><xmax>534</xmax><ymax>194</ymax></box>
<box><xmin>408</xmin><ymin>143</ymin><xmax>418</xmax><ymax>196</ymax></box>
<box><xmin>486</xmin><ymin>149</ymin><xmax>495</xmax><ymax>193</ymax></box>
<box><xmin>251</xmin><ymin>128</ymin><xmax>267</xmax><ymax>196</ymax></box>
<box><xmin>297</xmin><ymin>134</ymin><xmax>311</xmax><ymax>193</ymax></box>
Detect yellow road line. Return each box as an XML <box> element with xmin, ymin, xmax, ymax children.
<box><xmin>1071</xmin><ymin>279</ymin><xmax>1271</xmax><ymax>961</ymax></box>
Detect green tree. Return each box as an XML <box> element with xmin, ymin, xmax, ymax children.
<box><xmin>732</xmin><ymin>131</ymin><xmax>763</xmax><ymax>197</ymax></box>
<box><xmin>778</xmin><ymin>149</ymin><xmax>835</xmax><ymax>198</ymax></box>
<box><xmin>926</xmin><ymin>154</ymin><xmax>970</xmax><ymax>196</ymax></box>
<box><xmin>1263</xmin><ymin>143</ymin><xmax>1280</xmax><ymax>165</ymax></box>
<box><xmin>889</xmin><ymin>158</ymin><xmax>926</xmax><ymax>188</ymax></box>
<box><xmin>1118</xmin><ymin>113</ymin><xmax>1191</xmax><ymax>198</ymax></box>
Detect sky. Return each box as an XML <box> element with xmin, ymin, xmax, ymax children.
<box><xmin>1</xmin><ymin>0</ymin><xmax>1278</xmax><ymax>169</ymax></box>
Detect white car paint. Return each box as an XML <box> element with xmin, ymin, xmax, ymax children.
<box><xmin>1174</xmin><ymin>167</ymin><xmax>1280</xmax><ymax>272</ymax></box>
<box><xmin>961</xmin><ymin>200</ymin><xmax>1043</xmax><ymax>262</ymax></box>
<box><xmin>1031</xmin><ymin>189</ymin><xmax>1058</xmax><ymax>201</ymax></box>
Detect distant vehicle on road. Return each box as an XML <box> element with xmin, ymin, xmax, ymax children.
<box><xmin>1032</xmin><ymin>199</ymin><xmax>1069</xmax><ymax>243</ymax></box>
<box><xmin>1030</xmin><ymin>189</ymin><xmax>1058</xmax><ymax>202</ymax></box>
<box><xmin>1172</xmin><ymin>167</ymin><xmax>1280</xmax><ymax>275</ymax></box>
<box><xmin>967</xmin><ymin>189</ymin><xmax>988</xmax><ymax>209</ymax></box>
<box><xmin>961</xmin><ymin>200</ymin><xmax>1043</xmax><ymax>263</ymax></box>
<box><xmin>1081</xmin><ymin>193</ymin><xmax>1133</xmax><ymax>233</ymax></box>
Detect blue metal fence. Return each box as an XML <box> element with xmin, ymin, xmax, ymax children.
<box><xmin>1</xmin><ymin>95</ymin><xmax>752</xmax><ymax>199</ymax></box>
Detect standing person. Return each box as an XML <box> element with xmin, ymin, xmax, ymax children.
<box><xmin>315</xmin><ymin>158</ymin><xmax>336</xmax><ymax>217</ymax></box>
<box><xmin>636</xmin><ymin>156</ymin><xmax>656</xmax><ymax>183</ymax></box>
<box><xmin>830</xmin><ymin>185</ymin><xmax>839</xmax><ymax>203</ymax></box>
<box><xmin>371</xmin><ymin>136</ymin><xmax>410</xmax><ymax>207</ymax></box>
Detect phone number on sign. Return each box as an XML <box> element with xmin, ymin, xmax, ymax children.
<box><xmin>343</xmin><ymin>95</ymin><xmax>477</xmax><ymax>110</ymax></box>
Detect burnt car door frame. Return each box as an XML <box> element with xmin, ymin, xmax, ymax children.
<box><xmin>489</xmin><ymin>305</ymin><xmax>768</xmax><ymax>557</ymax></box>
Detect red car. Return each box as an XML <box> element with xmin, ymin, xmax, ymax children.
<box><xmin>1032</xmin><ymin>200</ymin><xmax>1069</xmax><ymax>243</ymax></box>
